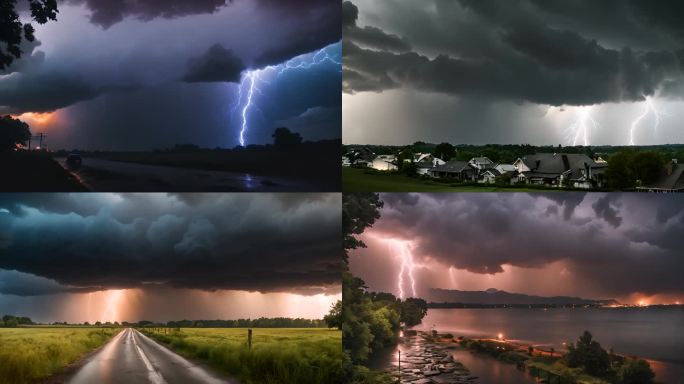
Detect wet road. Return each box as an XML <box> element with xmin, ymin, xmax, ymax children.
<box><xmin>66</xmin><ymin>328</ymin><xmax>236</xmax><ymax>384</ymax></box>
<box><xmin>55</xmin><ymin>157</ymin><xmax>308</xmax><ymax>192</ymax></box>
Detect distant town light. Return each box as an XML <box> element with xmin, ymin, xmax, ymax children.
<box><xmin>497</xmin><ymin>333</ymin><xmax>504</xmax><ymax>340</ymax></box>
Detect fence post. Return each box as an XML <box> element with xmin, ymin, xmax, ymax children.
<box><xmin>248</xmin><ymin>329</ymin><xmax>252</xmax><ymax>350</ymax></box>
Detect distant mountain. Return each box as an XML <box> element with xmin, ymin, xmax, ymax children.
<box><xmin>427</xmin><ymin>288</ymin><xmax>619</xmax><ymax>306</ymax></box>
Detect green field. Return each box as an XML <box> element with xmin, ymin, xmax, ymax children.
<box><xmin>0</xmin><ymin>327</ymin><xmax>119</xmax><ymax>384</ymax></box>
<box><xmin>142</xmin><ymin>328</ymin><xmax>342</xmax><ymax>384</ymax></box>
<box><xmin>343</xmin><ymin>167</ymin><xmax>546</xmax><ymax>192</ymax></box>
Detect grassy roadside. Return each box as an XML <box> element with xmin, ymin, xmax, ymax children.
<box><xmin>0</xmin><ymin>152</ymin><xmax>85</xmax><ymax>191</ymax></box>
<box><xmin>343</xmin><ymin>167</ymin><xmax>559</xmax><ymax>192</ymax></box>
<box><xmin>141</xmin><ymin>328</ymin><xmax>342</xmax><ymax>384</ymax></box>
<box><xmin>0</xmin><ymin>327</ymin><xmax>119</xmax><ymax>384</ymax></box>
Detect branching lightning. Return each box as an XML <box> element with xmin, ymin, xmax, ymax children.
<box><xmin>389</xmin><ymin>239</ymin><xmax>417</xmax><ymax>299</ymax></box>
<box><xmin>629</xmin><ymin>96</ymin><xmax>662</xmax><ymax>146</ymax></box>
<box><xmin>232</xmin><ymin>42</ymin><xmax>342</xmax><ymax>146</ymax></box>
<box><xmin>565</xmin><ymin>106</ymin><xmax>599</xmax><ymax>146</ymax></box>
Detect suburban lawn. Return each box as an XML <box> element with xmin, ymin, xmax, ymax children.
<box><xmin>0</xmin><ymin>327</ymin><xmax>119</xmax><ymax>384</ymax></box>
<box><xmin>141</xmin><ymin>328</ymin><xmax>342</xmax><ymax>384</ymax></box>
<box><xmin>343</xmin><ymin>167</ymin><xmax>550</xmax><ymax>192</ymax></box>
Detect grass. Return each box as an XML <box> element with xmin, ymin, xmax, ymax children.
<box><xmin>0</xmin><ymin>327</ymin><xmax>119</xmax><ymax>384</ymax></box>
<box><xmin>141</xmin><ymin>328</ymin><xmax>342</xmax><ymax>384</ymax></box>
<box><xmin>343</xmin><ymin>167</ymin><xmax>551</xmax><ymax>192</ymax></box>
<box><xmin>0</xmin><ymin>151</ymin><xmax>86</xmax><ymax>191</ymax></box>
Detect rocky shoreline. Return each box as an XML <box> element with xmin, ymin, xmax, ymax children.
<box><xmin>384</xmin><ymin>332</ymin><xmax>479</xmax><ymax>384</ymax></box>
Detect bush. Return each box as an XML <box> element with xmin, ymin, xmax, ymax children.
<box><xmin>618</xmin><ymin>359</ymin><xmax>655</xmax><ymax>384</ymax></box>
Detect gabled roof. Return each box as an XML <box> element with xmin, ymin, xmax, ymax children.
<box><xmin>415</xmin><ymin>161</ymin><xmax>435</xmax><ymax>169</ymax></box>
<box><xmin>638</xmin><ymin>163</ymin><xmax>684</xmax><ymax>191</ymax></box>
<box><xmin>433</xmin><ymin>160</ymin><xmax>469</xmax><ymax>173</ymax></box>
<box><xmin>518</xmin><ymin>153</ymin><xmax>605</xmax><ymax>179</ymax></box>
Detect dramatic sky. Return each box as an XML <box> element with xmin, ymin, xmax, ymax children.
<box><xmin>0</xmin><ymin>193</ymin><xmax>341</xmax><ymax>323</ymax></box>
<box><xmin>1</xmin><ymin>0</ymin><xmax>341</xmax><ymax>150</ymax></box>
<box><xmin>343</xmin><ymin>0</ymin><xmax>684</xmax><ymax>146</ymax></box>
<box><xmin>350</xmin><ymin>193</ymin><xmax>684</xmax><ymax>305</ymax></box>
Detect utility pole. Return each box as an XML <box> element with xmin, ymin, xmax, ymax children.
<box><xmin>398</xmin><ymin>350</ymin><xmax>401</xmax><ymax>378</ymax></box>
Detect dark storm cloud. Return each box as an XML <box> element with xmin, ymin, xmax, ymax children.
<box><xmin>363</xmin><ymin>193</ymin><xmax>684</xmax><ymax>297</ymax></box>
<box><xmin>343</xmin><ymin>0</ymin><xmax>684</xmax><ymax>105</ymax></box>
<box><xmin>251</xmin><ymin>0</ymin><xmax>341</xmax><ymax>68</ymax></box>
<box><xmin>0</xmin><ymin>194</ymin><xmax>341</xmax><ymax>296</ymax></box>
<box><xmin>2</xmin><ymin>1</ymin><xmax>341</xmax><ymax>147</ymax></box>
<box><xmin>182</xmin><ymin>44</ymin><xmax>245</xmax><ymax>83</ymax></box>
<box><xmin>67</xmin><ymin>0</ymin><xmax>230</xmax><ymax>28</ymax></box>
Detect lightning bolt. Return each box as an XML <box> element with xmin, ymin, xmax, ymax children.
<box><xmin>389</xmin><ymin>239</ymin><xmax>417</xmax><ymax>299</ymax></box>
<box><xmin>233</xmin><ymin>42</ymin><xmax>341</xmax><ymax>147</ymax></box>
<box><xmin>566</xmin><ymin>106</ymin><xmax>599</xmax><ymax>146</ymax></box>
<box><xmin>629</xmin><ymin>96</ymin><xmax>662</xmax><ymax>146</ymax></box>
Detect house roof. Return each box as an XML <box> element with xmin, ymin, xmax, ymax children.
<box><xmin>495</xmin><ymin>164</ymin><xmax>516</xmax><ymax>172</ymax></box>
<box><xmin>416</xmin><ymin>161</ymin><xmax>435</xmax><ymax>169</ymax></box>
<box><xmin>638</xmin><ymin>163</ymin><xmax>684</xmax><ymax>191</ymax></box>
<box><xmin>433</xmin><ymin>161</ymin><xmax>469</xmax><ymax>173</ymax></box>
<box><xmin>471</xmin><ymin>157</ymin><xmax>493</xmax><ymax>164</ymax></box>
<box><xmin>518</xmin><ymin>153</ymin><xmax>605</xmax><ymax>179</ymax></box>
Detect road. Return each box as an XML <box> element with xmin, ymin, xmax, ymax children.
<box><xmin>56</xmin><ymin>157</ymin><xmax>310</xmax><ymax>192</ymax></box>
<box><xmin>66</xmin><ymin>328</ymin><xmax>236</xmax><ymax>384</ymax></box>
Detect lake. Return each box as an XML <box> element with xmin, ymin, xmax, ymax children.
<box><xmin>414</xmin><ymin>308</ymin><xmax>684</xmax><ymax>384</ymax></box>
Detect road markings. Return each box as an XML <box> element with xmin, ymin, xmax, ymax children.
<box><xmin>130</xmin><ymin>329</ymin><xmax>167</xmax><ymax>384</ymax></box>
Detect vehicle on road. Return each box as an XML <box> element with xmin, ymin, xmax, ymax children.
<box><xmin>66</xmin><ymin>153</ymin><xmax>82</xmax><ymax>169</ymax></box>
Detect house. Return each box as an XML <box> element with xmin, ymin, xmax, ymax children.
<box><xmin>344</xmin><ymin>147</ymin><xmax>376</xmax><ymax>167</ymax></box>
<box><xmin>416</xmin><ymin>158</ymin><xmax>446</xmax><ymax>176</ymax></box>
<box><xmin>636</xmin><ymin>159</ymin><xmax>684</xmax><ymax>192</ymax></box>
<box><xmin>430</xmin><ymin>161</ymin><xmax>477</xmax><ymax>180</ymax></box>
<box><xmin>480</xmin><ymin>164</ymin><xmax>516</xmax><ymax>184</ymax></box>
<box><xmin>514</xmin><ymin>153</ymin><xmax>607</xmax><ymax>189</ymax></box>
<box><xmin>469</xmin><ymin>156</ymin><xmax>496</xmax><ymax>171</ymax></box>
<box><xmin>370</xmin><ymin>155</ymin><xmax>399</xmax><ymax>171</ymax></box>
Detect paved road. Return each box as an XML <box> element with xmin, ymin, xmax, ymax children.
<box><xmin>55</xmin><ymin>157</ymin><xmax>310</xmax><ymax>192</ymax></box>
<box><xmin>66</xmin><ymin>328</ymin><xmax>236</xmax><ymax>384</ymax></box>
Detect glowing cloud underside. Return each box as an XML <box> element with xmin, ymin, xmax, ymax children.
<box><xmin>232</xmin><ymin>42</ymin><xmax>342</xmax><ymax>146</ymax></box>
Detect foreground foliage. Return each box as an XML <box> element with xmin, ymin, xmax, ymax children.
<box><xmin>142</xmin><ymin>328</ymin><xmax>342</xmax><ymax>384</ymax></box>
<box><xmin>0</xmin><ymin>327</ymin><xmax>118</xmax><ymax>384</ymax></box>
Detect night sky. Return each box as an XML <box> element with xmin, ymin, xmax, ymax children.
<box><xmin>349</xmin><ymin>193</ymin><xmax>684</xmax><ymax>305</ymax></box>
<box><xmin>343</xmin><ymin>0</ymin><xmax>684</xmax><ymax>146</ymax></box>
<box><xmin>1</xmin><ymin>0</ymin><xmax>341</xmax><ymax>150</ymax></box>
<box><xmin>0</xmin><ymin>193</ymin><xmax>341</xmax><ymax>322</ymax></box>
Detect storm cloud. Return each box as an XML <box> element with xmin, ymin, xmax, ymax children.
<box><xmin>343</xmin><ymin>0</ymin><xmax>684</xmax><ymax>104</ymax></box>
<box><xmin>3</xmin><ymin>0</ymin><xmax>341</xmax><ymax>149</ymax></box>
<box><xmin>343</xmin><ymin>0</ymin><xmax>684</xmax><ymax>145</ymax></box>
<box><xmin>0</xmin><ymin>193</ymin><xmax>341</xmax><ymax>296</ymax></box>
<box><xmin>349</xmin><ymin>193</ymin><xmax>684</xmax><ymax>301</ymax></box>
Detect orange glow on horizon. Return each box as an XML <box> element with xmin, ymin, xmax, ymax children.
<box><xmin>11</xmin><ymin>111</ymin><xmax>58</xmax><ymax>127</ymax></box>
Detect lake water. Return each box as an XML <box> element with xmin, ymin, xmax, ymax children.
<box><xmin>415</xmin><ymin>308</ymin><xmax>684</xmax><ymax>384</ymax></box>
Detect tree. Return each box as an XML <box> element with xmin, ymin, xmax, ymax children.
<box><xmin>1</xmin><ymin>0</ymin><xmax>59</xmax><ymax>70</ymax></box>
<box><xmin>565</xmin><ymin>331</ymin><xmax>610</xmax><ymax>377</ymax></box>
<box><xmin>342</xmin><ymin>193</ymin><xmax>383</xmax><ymax>261</ymax></box>
<box><xmin>324</xmin><ymin>300</ymin><xmax>342</xmax><ymax>329</ymax></box>
<box><xmin>434</xmin><ymin>142</ymin><xmax>456</xmax><ymax>161</ymax></box>
<box><xmin>618</xmin><ymin>358</ymin><xmax>655</xmax><ymax>384</ymax></box>
<box><xmin>272</xmin><ymin>127</ymin><xmax>302</xmax><ymax>148</ymax></box>
<box><xmin>400</xmin><ymin>298</ymin><xmax>428</xmax><ymax>327</ymax></box>
<box><xmin>0</xmin><ymin>115</ymin><xmax>31</xmax><ymax>152</ymax></box>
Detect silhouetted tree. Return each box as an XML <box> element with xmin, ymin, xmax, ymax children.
<box><xmin>434</xmin><ymin>142</ymin><xmax>456</xmax><ymax>160</ymax></box>
<box><xmin>323</xmin><ymin>300</ymin><xmax>342</xmax><ymax>329</ymax></box>
<box><xmin>342</xmin><ymin>193</ymin><xmax>383</xmax><ymax>262</ymax></box>
<box><xmin>0</xmin><ymin>115</ymin><xmax>31</xmax><ymax>151</ymax></box>
<box><xmin>272</xmin><ymin>127</ymin><xmax>302</xmax><ymax>148</ymax></box>
<box><xmin>566</xmin><ymin>331</ymin><xmax>610</xmax><ymax>376</ymax></box>
<box><xmin>400</xmin><ymin>298</ymin><xmax>428</xmax><ymax>327</ymax></box>
<box><xmin>1</xmin><ymin>0</ymin><xmax>58</xmax><ymax>70</ymax></box>
<box><xmin>618</xmin><ymin>358</ymin><xmax>655</xmax><ymax>384</ymax></box>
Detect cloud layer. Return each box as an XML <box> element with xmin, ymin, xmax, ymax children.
<box><xmin>343</xmin><ymin>0</ymin><xmax>684</xmax><ymax>105</ymax></box>
<box><xmin>0</xmin><ymin>193</ymin><xmax>341</xmax><ymax>296</ymax></box>
<box><xmin>350</xmin><ymin>193</ymin><xmax>684</xmax><ymax>300</ymax></box>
